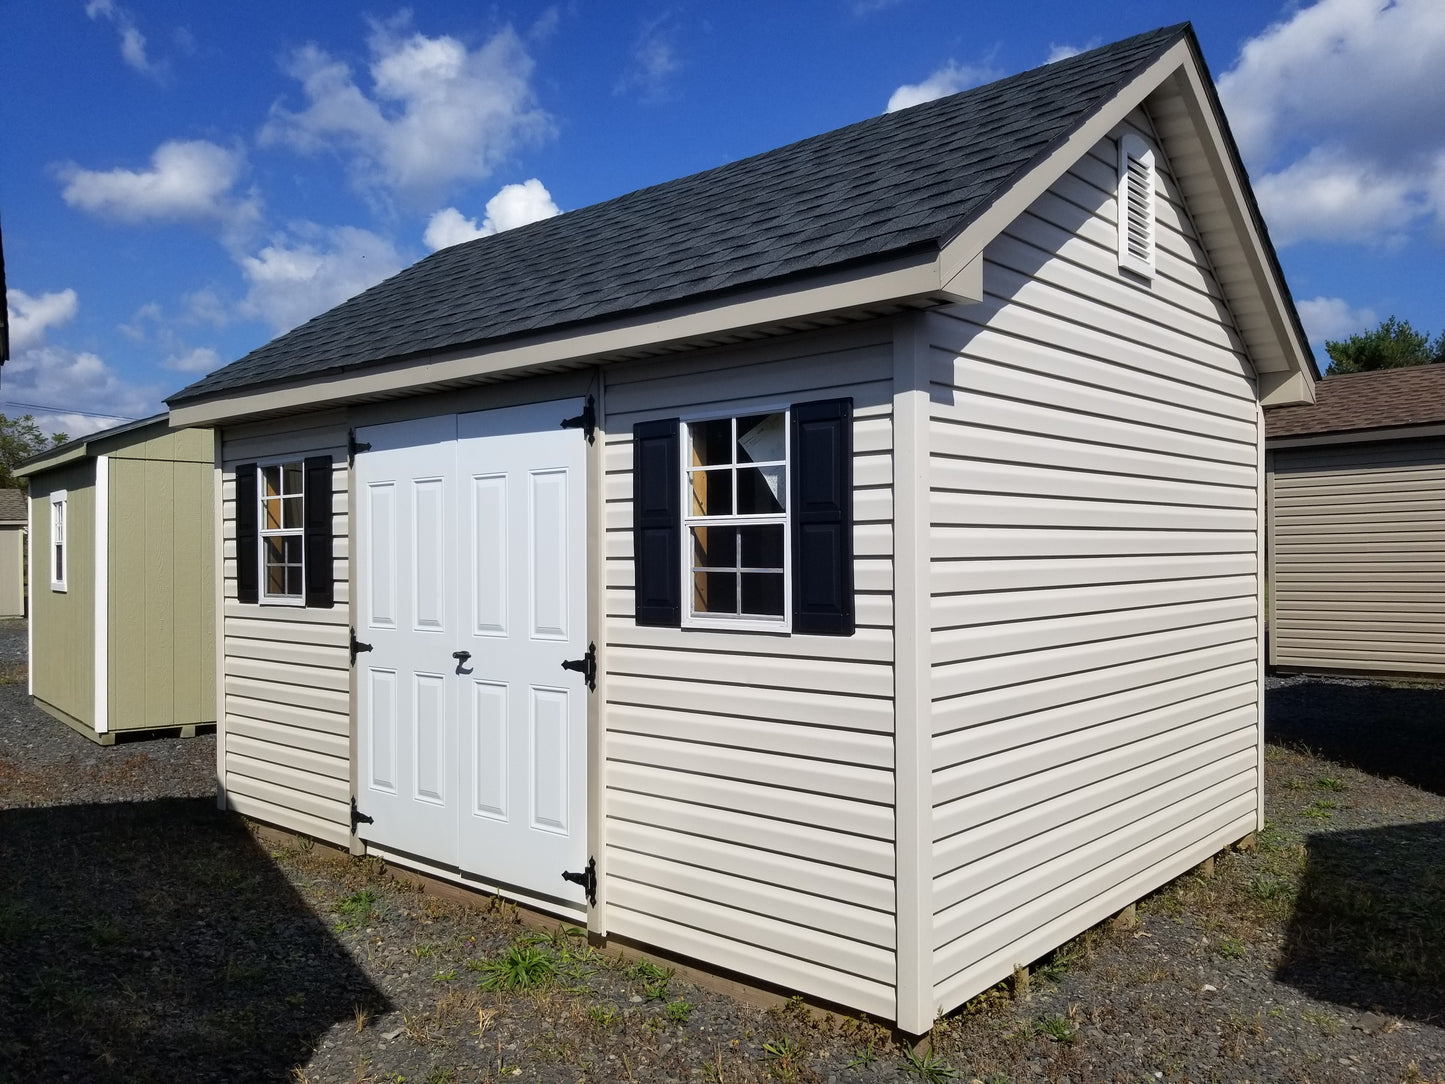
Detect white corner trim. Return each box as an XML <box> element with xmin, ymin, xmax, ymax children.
<box><xmin>25</xmin><ymin>509</ymin><xmax>33</xmax><ymax>697</ymax></box>
<box><xmin>1254</xmin><ymin>404</ymin><xmax>1266</xmax><ymax>832</ymax></box>
<box><xmin>892</xmin><ymin>311</ymin><xmax>934</xmax><ymax>1036</ymax></box>
<box><xmin>94</xmin><ymin>458</ymin><xmax>110</xmax><ymax>734</ymax></box>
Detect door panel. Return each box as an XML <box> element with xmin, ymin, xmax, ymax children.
<box><xmin>355</xmin><ymin>414</ymin><xmax>459</xmax><ymax>866</ymax></box>
<box><xmin>356</xmin><ymin>400</ymin><xmax>588</xmax><ymax>906</ymax></box>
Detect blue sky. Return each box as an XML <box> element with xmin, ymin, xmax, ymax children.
<box><xmin>4</xmin><ymin>0</ymin><xmax>1444</xmax><ymax>437</ymax></box>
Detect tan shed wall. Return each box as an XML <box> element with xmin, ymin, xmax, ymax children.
<box><xmin>1269</xmin><ymin>436</ymin><xmax>1445</xmax><ymax>674</ymax></box>
<box><xmin>220</xmin><ymin>415</ymin><xmax>353</xmax><ymax>847</ymax></box>
<box><xmin>603</xmin><ymin>330</ymin><xmax>898</xmax><ymax>1018</ymax></box>
<box><xmin>926</xmin><ymin>113</ymin><xmax>1263</xmax><ymax>1012</ymax></box>
<box><xmin>0</xmin><ymin>525</ymin><xmax>26</xmax><ymax>617</ymax></box>
<box><xmin>29</xmin><ymin>462</ymin><xmax>97</xmax><ymax>726</ymax></box>
<box><xmin>106</xmin><ymin>429</ymin><xmax>217</xmax><ymax>730</ymax></box>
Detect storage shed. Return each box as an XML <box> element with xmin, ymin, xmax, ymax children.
<box><xmin>0</xmin><ymin>489</ymin><xmax>26</xmax><ymax>617</ymax></box>
<box><xmin>1266</xmin><ymin>364</ymin><xmax>1445</xmax><ymax>677</ymax></box>
<box><xmin>165</xmin><ymin>25</ymin><xmax>1316</xmax><ymax>1033</ymax></box>
<box><xmin>17</xmin><ymin>416</ymin><xmax>217</xmax><ymax>743</ymax></box>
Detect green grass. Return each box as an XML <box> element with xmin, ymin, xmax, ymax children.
<box><xmin>474</xmin><ymin>940</ymin><xmax>557</xmax><ymax>992</ymax></box>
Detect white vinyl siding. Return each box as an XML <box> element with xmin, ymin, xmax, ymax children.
<box><xmin>925</xmin><ymin>114</ymin><xmax>1262</xmax><ymax>1011</ymax></box>
<box><xmin>1269</xmin><ymin>436</ymin><xmax>1445</xmax><ymax>675</ymax></box>
<box><xmin>604</xmin><ymin>330</ymin><xmax>897</xmax><ymax>1017</ymax></box>
<box><xmin>220</xmin><ymin>417</ymin><xmax>352</xmax><ymax>846</ymax></box>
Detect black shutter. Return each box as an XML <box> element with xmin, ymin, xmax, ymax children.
<box><xmin>303</xmin><ymin>456</ymin><xmax>335</xmax><ymax>608</ymax></box>
<box><xmin>633</xmin><ymin>418</ymin><xmax>681</xmax><ymax>627</ymax></box>
<box><xmin>791</xmin><ymin>398</ymin><xmax>854</xmax><ymax>636</ymax></box>
<box><xmin>235</xmin><ymin>463</ymin><xmax>259</xmax><ymax>604</ymax></box>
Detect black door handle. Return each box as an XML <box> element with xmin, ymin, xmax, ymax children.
<box><xmin>452</xmin><ymin>650</ymin><xmax>471</xmax><ymax>663</ymax></box>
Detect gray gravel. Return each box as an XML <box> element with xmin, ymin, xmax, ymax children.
<box><xmin>3</xmin><ymin>617</ymin><xmax>1445</xmax><ymax>1083</ymax></box>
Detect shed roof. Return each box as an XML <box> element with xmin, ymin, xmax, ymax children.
<box><xmin>0</xmin><ymin>489</ymin><xmax>24</xmax><ymax>523</ymax></box>
<box><xmin>169</xmin><ymin>22</ymin><xmax>1314</xmax><ymax>422</ymax></box>
<box><xmin>1265</xmin><ymin>365</ymin><xmax>1445</xmax><ymax>440</ymax></box>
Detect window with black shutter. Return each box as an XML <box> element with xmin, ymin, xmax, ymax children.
<box><xmin>631</xmin><ymin>397</ymin><xmax>853</xmax><ymax>635</ymax></box>
<box><xmin>235</xmin><ymin>456</ymin><xmax>334</xmax><ymax>608</ymax></box>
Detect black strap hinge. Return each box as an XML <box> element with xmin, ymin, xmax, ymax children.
<box><xmin>350</xmin><ymin>627</ymin><xmax>373</xmax><ymax>666</ymax></box>
<box><xmin>560</xmin><ymin>396</ymin><xmax>596</xmax><ymax>443</ymax></box>
<box><xmin>562</xmin><ymin>856</ymin><xmax>597</xmax><ymax>906</ymax></box>
<box><xmin>561</xmin><ymin>642</ymin><xmax>596</xmax><ymax>691</ymax></box>
<box><xmin>351</xmin><ymin>797</ymin><xmax>374</xmax><ymax>828</ymax></box>
<box><xmin>348</xmin><ymin>430</ymin><xmax>372</xmax><ymax>463</ymax></box>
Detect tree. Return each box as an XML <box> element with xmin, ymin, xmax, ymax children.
<box><xmin>1324</xmin><ymin>315</ymin><xmax>1445</xmax><ymax>375</ymax></box>
<box><xmin>0</xmin><ymin>414</ymin><xmax>68</xmax><ymax>491</ymax></box>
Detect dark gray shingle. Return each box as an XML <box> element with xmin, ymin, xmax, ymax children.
<box><xmin>170</xmin><ymin>25</ymin><xmax>1186</xmax><ymax>405</ymax></box>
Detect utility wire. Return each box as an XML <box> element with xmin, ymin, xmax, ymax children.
<box><xmin>0</xmin><ymin>399</ymin><xmax>134</xmax><ymax>422</ymax></box>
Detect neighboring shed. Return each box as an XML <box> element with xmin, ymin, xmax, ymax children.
<box><xmin>0</xmin><ymin>489</ymin><xmax>26</xmax><ymax>617</ymax></box>
<box><xmin>1266</xmin><ymin>364</ymin><xmax>1445</xmax><ymax>676</ymax></box>
<box><xmin>17</xmin><ymin>416</ymin><xmax>217</xmax><ymax>743</ymax></box>
<box><xmin>164</xmin><ymin>25</ymin><xmax>1316</xmax><ymax>1033</ymax></box>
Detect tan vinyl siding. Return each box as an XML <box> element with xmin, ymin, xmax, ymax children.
<box><xmin>220</xmin><ymin>416</ymin><xmax>352</xmax><ymax>846</ymax></box>
<box><xmin>926</xmin><ymin>113</ymin><xmax>1262</xmax><ymax>1011</ymax></box>
<box><xmin>0</xmin><ymin>525</ymin><xmax>25</xmax><ymax>618</ymax></box>
<box><xmin>28</xmin><ymin>463</ymin><xmax>97</xmax><ymax>725</ymax></box>
<box><xmin>603</xmin><ymin>330</ymin><xmax>898</xmax><ymax>1017</ymax></box>
<box><xmin>107</xmin><ymin>434</ymin><xmax>216</xmax><ymax>730</ymax></box>
<box><xmin>1269</xmin><ymin>437</ymin><xmax>1445</xmax><ymax>674</ymax></box>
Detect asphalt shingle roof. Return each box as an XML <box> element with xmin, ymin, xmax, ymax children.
<box><xmin>170</xmin><ymin>24</ymin><xmax>1188</xmax><ymax>406</ymax></box>
<box><xmin>1266</xmin><ymin>364</ymin><xmax>1445</xmax><ymax>439</ymax></box>
<box><xmin>0</xmin><ymin>490</ymin><xmax>24</xmax><ymax>522</ymax></box>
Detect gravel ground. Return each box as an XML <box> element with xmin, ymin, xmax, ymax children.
<box><xmin>3</xmin><ymin>616</ymin><xmax>1444</xmax><ymax>1083</ymax></box>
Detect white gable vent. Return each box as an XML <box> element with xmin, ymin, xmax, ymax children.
<box><xmin>1117</xmin><ymin>132</ymin><xmax>1156</xmax><ymax>280</ymax></box>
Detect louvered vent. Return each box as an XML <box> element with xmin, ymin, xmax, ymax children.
<box><xmin>1117</xmin><ymin>133</ymin><xmax>1155</xmax><ymax>279</ymax></box>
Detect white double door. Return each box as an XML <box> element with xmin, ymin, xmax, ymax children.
<box><xmin>355</xmin><ymin>399</ymin><xmax>588</xmax><ymax>905</ymax></box>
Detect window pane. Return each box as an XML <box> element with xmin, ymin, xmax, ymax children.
<box><xmin>737</xmin><ymin>466</ymin><xmax>785</xmax><ymax>514</ymax></box>
<box><xmin>264</xmin><ymin>536</ymin><xmax>303</xmax><ymax>597</ymax></box>
<box><xmin>286</xmin><ymin>566</ymin><xmax>305</xmax><ymax>597</ymax></box>
<box><xmin>739</xmin><ymin>524</ymin><xmax>784</xmax><ymax>569</ymax></box>
<box><xmin>689</xmin><ymin>419</ymin><xmax>732</xmax><ymax>467</ymax></box>
<box><xmin>740</xmin><ymin>573</ymin><xmax>784</xmax><ymax>616</ymax></box>
<box><xmin>263</xmin><ymin>465</ymin><xmax>282</xmax><ymax>499</ymax></box>
<box><xmin>692</xmin><ymin>570</ymin><xmax>736</xmax><ymax>614</ymax></box>
<box><xmin>737</xmin><ymin>413</ymin><xmax>785</xmax><ymax>463</ymax></box>
<box><xmin>691</xmin><ymin>525</ymin><xmax>737</xmax><ymax>570</ymax></box>
<box><xmin>283</xmin><ymin>462</ymin><xmax>303</xmax><ymax>496</ymax></box>
<box><xmin>263</xmin><ymin>497</ymin><xmax>282</xmax><ymax>530</ymax></box>
<box><xmin>688</xmin><ymin>468</ymin><xmax>732</xmax><ymax>517</ymax></box>
<box><xmin>282</xmin><ymin>495</ymin><xmax>303</xmax><ymax>530</ymax></box>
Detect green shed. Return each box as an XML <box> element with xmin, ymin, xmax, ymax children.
<box><xmin>17</xmin><ymin>416</ymin><xmax>216</xmax><ymax>744</ymax></box>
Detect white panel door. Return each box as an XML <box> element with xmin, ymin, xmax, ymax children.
<box><xmin>457</xmin><ymin>400</ymin><xmax>589</xmax><ymax>903</ymax></box>
<box><xmin>355</xmin><ymin>414</ymin><xmax>461</xmax><ymax>865</ymax></box>
<box><xmin>354</xmin><ymin>399</ymin><xmax>589</xmax><ymax>906</ymax></box>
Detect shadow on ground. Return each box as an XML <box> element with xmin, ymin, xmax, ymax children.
<box><xmin>1277</xmin><ymin>819</ymin><xmax>1445</xmax><ymax>1025</ymax></box>
<box><xmin>0</xmin><ymin>797</ymin><xmax>387</xmax><ymax>1082</ymax></box>
<box><xmin>1266</xmin><ymin>680</ymin><xmax>1445</xmax><ymax>796</ymax></box>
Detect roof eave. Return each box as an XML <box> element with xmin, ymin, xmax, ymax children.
<box><xmin>168</xmin><ymin>245</ymin><xmax>979</xmax><ymax>428</ymax></box>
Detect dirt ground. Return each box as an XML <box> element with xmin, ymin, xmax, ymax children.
<box><xmin>2</xmin><ymin>617</ymin><xmax>1444</xmax><ymax>1083</ymax></box>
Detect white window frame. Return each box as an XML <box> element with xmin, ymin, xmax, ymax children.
<box><xmin>49</xmin><ymin>490</ymin><xmax>68</xmax><ymax>592</ymax></box>
<box><xmin>680</xmin><ymin>405</ymin><xmax>792</xmax><ymax>633</ymax></box>
<box><xmin>257</xmin><ymin>458</ymin><xmax>306</xmax><ymax>606</ymax></box>
<box><xmin>1117</xmin><ymin>131</ymin><xmax>1156</xmax><ymax>280</ymax></box>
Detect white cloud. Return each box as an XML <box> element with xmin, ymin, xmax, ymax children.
<box><xmin>423</xmin><ymin>178</ymin><xmax>560</xmax><ymax>251</ymax></box>
<box><xmin>2</xmin><ymin>344</ymin><xmax>159</xmax><ymax>438</ymax></box>
<box><xmin>1253</xmin><ymin>146</ymin><xmax>1431</xmax><ymax>247</ymax></box>
<box><xmin>1296</xmin><ymin>296</ymin><xmax>1379</xmax><ymax>344</ymax></box>
<box><xmin>1218</xmin><ymin>0</ymin><xmax>1445</xmax><ymax>247</ymax></box>
<box><xmin>6</xmin><ymin>288</ymin><xmax>79</xmax><ymax>353</ymax></box>
<box><xmin>57</xmin><ymin>140</ymin><xmax>258</xmax><ymax>240</ymax></box>
<box><xmin>261</xmin><ymin>17</ymin><xmax>552</xmax><ymax>204</ymax></box>
<box><xmin>237</xmin><ymin>224</ymin><xmax>404</xmax><ymax>334</ymax></box>
<box><xmin>852</xmin><ymin>0</ymin><xmax>908</xmax><ymax>14</ymax></box>
<box><xmin>615</xmin><ymin>14</ymin><xmax>683</xmax><ymax>102</ymax></box>
<box><xmin>886</xmin><ymin>59</ymin><xmax>1001</xmax><ymax>112</ymax></box>
<box><xmin>162</xmin><ymin>346</ymin><xmax>222</xmax><ymax>373</ymax></box>
<box><xmin>183</xmin><ymin>288</ymin><xmax>231</xmax><ymax>328</ymax></box>
<box><xmin>85</xmin><ymin>0</ymin><xmax>165</xmax><ymax>79</ymax></box>
<box><xmin>1046</xmin><ymin>39</ymin><xmax>1098</xmax><ymax>64</ymax></box>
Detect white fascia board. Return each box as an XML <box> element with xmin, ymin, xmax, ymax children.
<box><xmin>1266</xmin><ymin>421</ymin><xmax>1445</xmax><ymax>450</ymax></box>
<box><xmin>94</xmin><ymin>455</ymin><xmax>109</xmax><ymax>734</ymax></box>
<box><xmin>170</xmin><ymin>250</ymin><xmax>974</xmax><ymax>428</ymax></box>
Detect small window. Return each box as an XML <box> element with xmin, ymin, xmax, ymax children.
<box><xmin>50</xmin><ymin>491</ymin><xmax>68</xmax><ymax>592</ymax></box>
<box><xmin>260</xmin><ymin>461</ymin><xmax>305</xmax><ymax>602</ymax></box>
<box><xmin>682</xmin><ymin>411</ymin><xmax>789</xmax><ymax>629</ymax></box>
<box><xmin>1117</xmin><ymin>132</ymin><xmax>1156</xmax><ymax>280</ymax></box>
